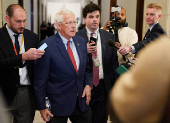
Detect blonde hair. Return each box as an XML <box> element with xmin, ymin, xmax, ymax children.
<box><xmin>54</xmin><ymin>9</ymin><xmax>75</xmax><ymax>29</ymax></box>
<box><xmin>147</xmin><ymin>3</ymin><xmax>162</xmax><ymax>14</ymax></box>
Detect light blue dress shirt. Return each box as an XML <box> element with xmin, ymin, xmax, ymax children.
<box><xmin>58</xmin><ymin>32</ymin><xmax>80</xmax><ymax>70</ymax></box>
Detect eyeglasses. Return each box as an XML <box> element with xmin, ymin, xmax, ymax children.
<box><xmin>60</xmin><ymin>21</ymin><xmax>78</xmax><ymax>25</ymax></box>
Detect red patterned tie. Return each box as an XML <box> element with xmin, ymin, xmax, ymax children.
<box><xmin>67</xmin><ymin>41</ymin><xmax>78</xmax><ymax>74</ymax></box>
<box><xmin>91</xmin><ymin>33</ymin><xmax>99</xmax><ymax>87</ymax></box>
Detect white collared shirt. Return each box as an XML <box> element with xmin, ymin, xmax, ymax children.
<box><xmin>6</xmin><ymin>25</ymin><xmax>30</xmax><ymax>85</ymax></box>
<box><xmin>86</xmin><ymin>27</ymin><xmax>104</xmax><ymax>79</ymax></box>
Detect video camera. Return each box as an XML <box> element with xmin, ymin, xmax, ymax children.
<box><xmin>108</xmin><ymin>6</ymin><xmax>128</xmax><ymax>33</ymax></box>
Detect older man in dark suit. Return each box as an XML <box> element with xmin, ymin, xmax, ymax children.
<box><xmin>34</xmin><ymin>9</ymin><xmax>92</xmax><ymax>123</ymax></box>
<box><xmin>118</xmin><ymin>3</ymin><xmax>166</xmax><ymax>55</ymax></box>
<box><xmin>0</xmin><ymin>4</ymin><xmax>44</xmax><ymax>123</ymax></box>
<box><xmin>76</xmin><ymin>3</ymin><xmax>119</xmax><ymax>123</ymax></box>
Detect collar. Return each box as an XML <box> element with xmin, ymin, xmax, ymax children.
<box><xmin>6</xmin><ymin>24</ymin><xmax>22</xmax><ymax>37</ymax></box>
<box><xmin>149</xmin><ymin>22</ymin><xmax>158</xmax><ymax>31</ymax></box>
<box><xmin>86</xmin><ymin>27</ymin><xmax>99</xmax><ymax>36</ymax></box>
<box><xmin>58</xmin><ymin>32</ymin><xmax>73</xmax><ymax>44</ymax></box>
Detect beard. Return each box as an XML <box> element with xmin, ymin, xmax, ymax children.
<box><xmin>10</xmin><ymin>26</ymin><xmax>25</xmax><ymax>34</ymax></box>
<box><xmin>121</xmin><ymin>19</ymin><xmax>126</xmax><ymax>23</ymax></box>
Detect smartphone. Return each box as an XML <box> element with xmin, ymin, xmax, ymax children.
<box><xmin>38</xmin><ymin>43</ymin><xmax>48</xmax><ymax>50</ymax></box>
<box><xmin>116</xmin><ymin>65</ymin><xmax>128</xmax><ymax>75</ymax></box>
<box><xmin>89</xmin><ymin>37</ymin><xmax>97</xmax><ymax>46</ymax></box>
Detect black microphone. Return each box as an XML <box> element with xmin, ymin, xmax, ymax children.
<box><xmin>107</xmin><ymin>39</ymin><xmax>134</xmax><ymax>58</ymax></box>
<box><xmin>108</xmin><ymin>39</ymin><xmax>119</xmax><ymax>50</ymax></box>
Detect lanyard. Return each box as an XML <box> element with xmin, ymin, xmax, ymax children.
<box><xmin>11</xmin><ymin>35</ymin><xmax>24</xmax><ymax>55</ymax></box>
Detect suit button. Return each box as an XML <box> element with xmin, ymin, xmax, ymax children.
<box><xmin>16</xmin><ymin>84</ymin><xmax>18</xmax><ymax>87</ymax></box>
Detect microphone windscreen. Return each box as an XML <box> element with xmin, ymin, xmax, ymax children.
<box><xmin>108</xmin><ymin>39</ymin><xmax>115</xmax><ymax>47</ymax></box>
<box><xmin>108</xmin><ymin>39</ymin><xmax>120</xmax><ymax>50</ymax></box>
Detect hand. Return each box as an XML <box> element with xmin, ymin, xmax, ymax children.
<box><xmin>22</xmin><ymin>48</ymin><xmax>45</xmax><ymax>61</ymax></box>
<box><xmin>82</xmin><ymin>85</ymin><xmax>91</xmax><ymax>105</ymax></box>
<box><xmin>87</xmin><ymin>42</ymin><xmax>97</xmax><ymax>53</ymax></box>
<box><xmin>118</xmin><ymin>46</ymin><xmax>132</xmax><ymax>55</ymax></box>
<box><xmin>115</xmin><ymin>42</ymin><xmax>121</xmax><ymax>47</ymax></box>
<box><xmin>40</xmin><ymin>109</ymin><xmax>53</xmax><ymax>122</ymax></box>
<box><xmin>103</xmin><ymin>21</ymin><xmax>111</xmax><ymax>30</ymax></box>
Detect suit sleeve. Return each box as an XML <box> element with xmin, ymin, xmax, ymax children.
<box><xmin>133</xmin><ymin>27</ymin><xmax>166</xmax><ymax>53</ymax></box>
<box><xmin>34</xmin><ymin>41</ymin><xmax>51</xmax><ymax>110</ymax></box>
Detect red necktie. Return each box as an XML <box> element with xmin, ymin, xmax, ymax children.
<box><xmin>91</xmin><ymin>33</ymin><xmax>99</xmax><ymax>87</ymax></box>
<box><xmin>67</xmin><ymin>41</ymin><xmax>78</xmax><ymax>74</ymax></box>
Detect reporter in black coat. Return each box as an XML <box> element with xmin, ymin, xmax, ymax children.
<box><xmin>0</xmin><ymin>4</ymin><xmax>44</xmax><ymax>123</ymax></box>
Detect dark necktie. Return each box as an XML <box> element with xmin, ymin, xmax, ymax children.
<box><xmin>67</xmin><ymin>41</ymin><xmax>78</xmax><ymax>74</ymax></box>
<box><xmin>91</xmin><ymin>33</ymin><xmax>99</xmax><ymax>87</ymax></box>
<box><xmin>145</xmin><ymin>29</ymin><xmax>150</xmax><ymax>38</ymax></box>
<box><xmin>14</xmin><ymin>34</ymin><xmax>20</xmax><ymax>54</ymax></box>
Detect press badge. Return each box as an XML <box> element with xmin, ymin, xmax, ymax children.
<box><xmin>92</xmin><ymin>54</ymin><xmax>100</xmax><ymax>66</ymax></box>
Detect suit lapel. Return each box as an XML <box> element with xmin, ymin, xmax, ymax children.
<box><xmin>99</xmin><ymin>29</ymin><xmax>106</xmax><ymax>62</ymax></box>
<box><xmin>23</xmin><ymin>30</ymin><xmax>30</xmax><ymax>52</ymax></box>
<box><xmin>0</xmin><ymin>25</ymin><xmax>16</xmax><ymax>56</ymax></box>
<box><xmin>72</xmin><ymin>36</ymin><xmax>82</xmax><ymax>75</ymax></box>
<box><xmin>78</xmin><ymin>28</ymin><xmax>89</xmax><ymax>43</ymax></box>
<box><xmin>55</xmin><ymin>33</ymin><xmax>77</xmax><ymax>75</ymax></box>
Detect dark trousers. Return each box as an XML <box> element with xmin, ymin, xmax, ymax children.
<box><xmin>90</xmin><ymin>80</ymin><xmax>108</xmax><ymax>123</ymax></box>
<box><xmin>4</xmin><ymin>86</ymin><xmax>36</xmax><ymax>123</ymax></box>
<box><xmin>47</xmin><ymin>100</ymin><xmax>92</xmax><ymax>123</ymax></box>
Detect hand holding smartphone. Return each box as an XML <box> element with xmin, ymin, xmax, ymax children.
<box><xmin>89</xmin><ymin>37</ymin><xmax>97</xmax><ymax>46</ymax></box>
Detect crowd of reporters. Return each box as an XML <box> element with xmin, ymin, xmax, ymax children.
<box><xmin>0</xmin><ymin>2</ymin><xmax>168</xmax><ymax>123</ymax></box>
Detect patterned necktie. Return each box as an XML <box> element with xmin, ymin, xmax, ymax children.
<box><xmin>91</xmin><ymin>33</ymin><xmax>99</xmax><ymax>87</ymax></box>
<box><xmin>145</xmin><ymin>29</ymin><xmax>150</xmax><ymax>38</ymax></box>
<box><xmin>67</xmin><ymin>41</ymin><xmax>78</xmax><ymax>74</ymax></box>
<box><xmin>14</xmin><ymin>34</ymin><xmax>20</xmax><ymax>54</ymax></box>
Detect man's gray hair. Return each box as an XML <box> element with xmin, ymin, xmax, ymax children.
<box><xmin>54</xmin><ymin>9</ymin><xmax>75</xmax><ymax>29</ymax></box>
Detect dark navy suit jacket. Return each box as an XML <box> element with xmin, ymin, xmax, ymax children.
<box><xmin>133</xmin><ymin>23</ymin><xmax>166</xmax><ymax>54</ymax></box>
<box><xmin>34</xmin><ymin>32</ymin><xmax>92</xmax><ymax>116</ymax></box>
<box><xmin>76</xmin><ymin>28</ymin><xmax>119</xmax><ymax>94</ymax></box>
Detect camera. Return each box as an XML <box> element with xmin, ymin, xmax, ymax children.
<box><xmin>108</xmin><ymin>6</ymin><xmax>128</xmax><ymax>33</ymax></box>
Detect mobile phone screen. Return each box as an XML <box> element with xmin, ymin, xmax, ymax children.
<box><xmin>38</xmin><ymin>43</ymin><xmax>48</xmax><ymax>50</ymax></box>
<box><xmin>89</xmin><ymin>37</ymin><xmax>97</xmax><ymax>46</ymax></box>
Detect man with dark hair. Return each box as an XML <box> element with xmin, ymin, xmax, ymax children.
<box><xmin>0</xmin><ymin>4</ymin><xmax>44</xmax><ymax>123</ymax></box>
<box><xmin>102</xmin><ymin>6</ymin><xmax>138</xmax><ymax>65</ymax></box>
<box><xmin>76</xmin><ymin>3</ymin><xmax>119</xmax><ymax>123</ymax></box>
<box><xmin>118</xmin><ymin>3</ymin><xmax>166</xmax><ymax>55</ymax></box>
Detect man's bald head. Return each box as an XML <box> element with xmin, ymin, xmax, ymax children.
<box><xmin>6</xmin><ymin>4</ymin><xmax>25</xmax><ymax>18</ymax></box>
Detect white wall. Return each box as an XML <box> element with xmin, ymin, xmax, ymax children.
<box><xmin>117</xmin><ymin>0</ymin><xmax>137</xmax><ymax>30</ymax></box>
<box><xmin>101</xmin><ymin>0</ymin><xmax>110</xmax><ymax>27</ymax></box>
<box><xmin>0</xmin><ymin>0</ymin><xmax>2</xmax><ymax>27</ymax></box>
<box><xmin>23</xmin><ymin>0</ymin><xmax>31</xmax><ymax>30</ymax></box>
<box><xmin>33</xmin><ymin>0</ymin><xmax>38</xmax><ymax>34</ymax></box>
<box><xmin>2</xmin><ymin>0</ymin><xmax>18</xmax><ymax>25</ymax></box>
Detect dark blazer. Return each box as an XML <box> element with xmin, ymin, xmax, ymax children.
<box><xmin>0</xmin><ymin>24</ymin><xmax>39</xmax><ymax>105</ymax></box>
<box><xmin>133</xmin><ymin>23</ymin><xmax>166</xmax><ymax>53</ymax></box>
<box><xmin>76</xmin><ymin>28</ymin><xmax>119</xmax><ymax>94</ymax></box>
<box><xmin>34</xmin><ymin>32</ymin><xmax>92</xmax><ymax>116</ymax></box>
